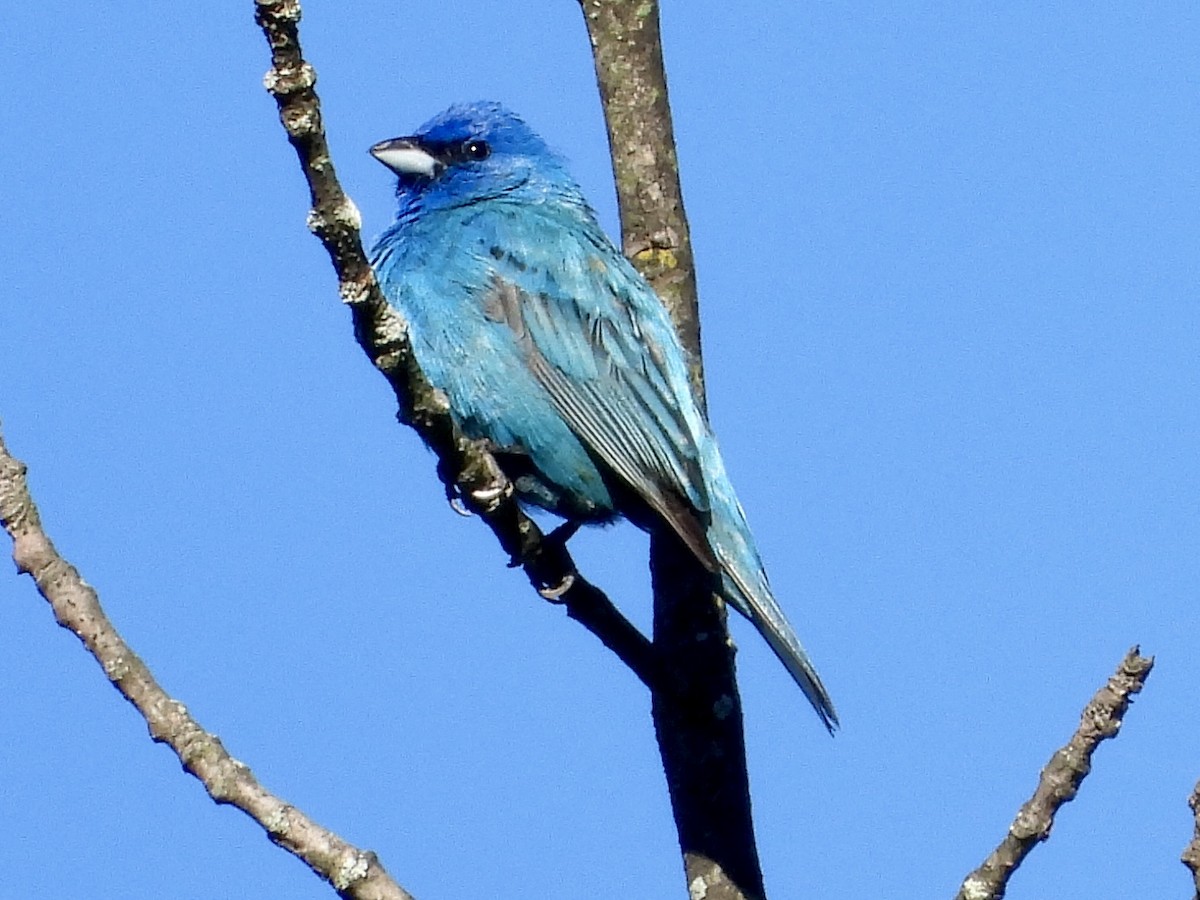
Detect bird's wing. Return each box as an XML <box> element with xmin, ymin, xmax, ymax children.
<box><xmin>478</xmin><ymin>210</ymin><xmax>716</xmax><ymax>569</ymax></box>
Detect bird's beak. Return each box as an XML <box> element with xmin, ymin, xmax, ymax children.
<box><xmin>370</xmin><ymin>137</ymin><xmax>441</xmax><ymax>178</ymax></box>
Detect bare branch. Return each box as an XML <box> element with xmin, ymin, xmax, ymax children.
<box><xmin>580</xmin><ymin>3</ymin><xmax>765</xmax><ymax>898</ymax></box>
<box><xmin>648</xmin><ymin>534</ymin><xmax>765</xmax><ymax>900</ymax></box>
<box><xmin>578</xmin><ymin>0</ymin><xmax>703</xmax><ymax>402</ymax></box>
<box><xmin>1181</xmin><ymin>779</ymin><xmax>1200</xmax><ymax>897</ymax></box>
<box><xmin>0</xmin><ymin>428</ymin><xmax>414</xmax><ymax>900</ymax></box>
<box><xmin>252</xmin><ymin>0</ymin><xmax>654</xmax><ymax>685</ymax></box>
<box><xmin>956</xmin><ymin>647</ymin><xmax>1154</xmax><ymax>900</ymax></box>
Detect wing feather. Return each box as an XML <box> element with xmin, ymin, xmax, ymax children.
<box><xmin>479</xmin><ymin>211</ymin><xmax>715</xmax><ymax>569</ymax></box>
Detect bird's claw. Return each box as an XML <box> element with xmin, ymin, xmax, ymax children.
<box><xmin>470</xmin><ymin>480</ymin><xmax>513</xmax><ymax>513</ymax></box>
<box><xmin>439</xmin><ymin>463</ymin><xmax>474</xmax><ymax>517</ymax></box>
<box><xmin>538</xmin><ymin>573</ymin><xmax>575</xmax><ymax>601</ymax></box>
<box><xmin>444</xmin><ymin>478</ymin><xmax>514</xmax><ymax>517</ymax></box>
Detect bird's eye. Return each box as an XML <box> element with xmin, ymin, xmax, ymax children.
<box><xmin>462</xmin><ymin>140</ymin><xmax>491</xmax><ymax>161</ymax></box>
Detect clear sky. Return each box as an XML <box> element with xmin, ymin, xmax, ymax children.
<box><xmin>2</xmin><ymin>3</ymin><xmax>1198</xmax><ymax>898</ymax></box>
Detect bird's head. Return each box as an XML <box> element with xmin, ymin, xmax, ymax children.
<box><xmin>371</xmin><ymin>102</ymin><xmax>576</xmax><ymax>211</ymax></box>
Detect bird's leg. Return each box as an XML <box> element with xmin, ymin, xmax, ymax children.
<box><xmin>546</xmin><ymin>519</ymin><xmax>584</xmax><ymax>547</ymax></box>
<box><xmin>506</xmin><ymin>518</ymin><xmax>582</xmax><ymax>570</ymax></box>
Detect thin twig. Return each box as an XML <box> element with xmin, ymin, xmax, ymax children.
<box><xmin>1181</xmin><ymin>779</ymin><xmax>1200</xmax><ymax>897</ymax></box>
<box><xmin>580</xmin><ymin>3</ymin><xmax>765</xmax><ymax>898</ymax></box>
<box><xmin>0</xmin><ymin>429</ymin><xmax>414</xmax><ymax>900</ymax></box>
<box><xmin>252</xmin><ymin>0</ymin><xmax>655</xmax><ymax>687</ymax></box>
<box><xmin>956</xmin><ymin>647</ymin><xmax>1154</xmax><ymax>900</ymax></box>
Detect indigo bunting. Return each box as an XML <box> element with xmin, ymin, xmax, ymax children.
<box><xmin>370</xmin><ymin>102</ymin><xmax>836</xmax><ymax>730</ymax></box>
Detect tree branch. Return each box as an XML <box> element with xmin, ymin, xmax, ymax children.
<box><xmin>1181</xmin><ymin>778</ymin><xmax>1200</xmax><ymax>897</ymax></box>
<box><xmin>0</xmin><ymin>428</ymin><xmax>414</xmax><ymax>900</ymax></box>
<box><xmin>579</xmin><ymin>0</ymin><xmax>704</xmax><ymax>402</ymax></box>
<box><xmin>955</xmin><ymin>647</ymin><xmax>1154</xmax><ymax>900</ymax></box>
<box><xmin>580</xmin><ymin>3</ymin><xmax>765</xmax><ymax>898</ymax></box>
<box><xmin>252</xmin><ymin>0</ymin><xmax>655</xmax><ymax>688</ymax></box>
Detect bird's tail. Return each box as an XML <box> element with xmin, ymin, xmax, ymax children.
<box><xmin>704</xmin><ymin>478</ymin><xmax>838</xmax><ymax>731</ymax></box>
<box><xmin>719</xmin><ymin>552</ymin><xmax>839</xmax><ymax>732</ymax></box>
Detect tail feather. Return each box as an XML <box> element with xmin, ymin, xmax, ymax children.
<box><xmin>680</xmin><ymin>439</ymin><xmax>836</xmax><ymax>730</ymax></box>
<box><xmin>718</xmin><ymin>551</ymin><xmax>839</xmax><ymax>733</ymax></box>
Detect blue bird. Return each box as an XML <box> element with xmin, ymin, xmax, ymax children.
<box><xmin>369</xmin><ymin>102</ymin><xmax>837</xmax><ymax>730</ymax></box>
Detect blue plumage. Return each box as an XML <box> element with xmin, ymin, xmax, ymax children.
<box><xmin>370</xmin><ymin>102</ymin><xmax>836</xmax><ymax>730</ymax></box>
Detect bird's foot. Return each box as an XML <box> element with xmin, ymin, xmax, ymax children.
<box><xmin>530</xmin><ymin>520</ymin><xmax>583</xmax><ymax>601</ymax></box>
<box><xmin>469</xmin><ymin>480</ymin><xmax>512</xmax><ymax>513</ymax></box>
<box><xmin>439</xmin><ymin>467</ymin><xmax>514</xmax><ymax>518</ymax></box>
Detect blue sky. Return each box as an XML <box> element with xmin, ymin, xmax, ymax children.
<box><xmin>2</xmin><ymin>2</ymin><xmax>1198</xmax><ymax>898</ymax></box>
